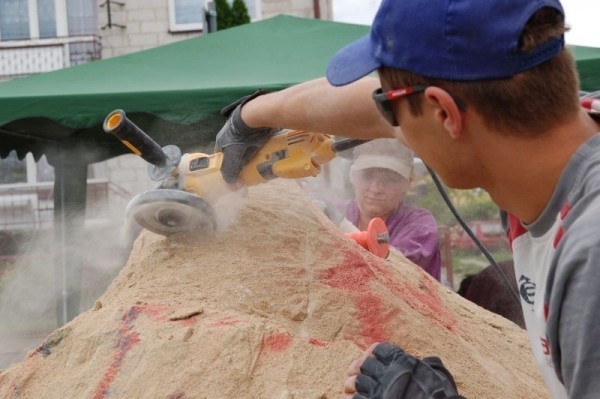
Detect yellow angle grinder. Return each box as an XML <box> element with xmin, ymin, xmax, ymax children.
<box><xmin>103</xmin><ymin>109</ymin><xmax>368</xmax><ymax>236</ymax></box>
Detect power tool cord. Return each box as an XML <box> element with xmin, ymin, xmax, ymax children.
<box><xmin>425</xmin><ymin>165</ymin><xmax>521</xmax><ymax>306</ymax></box>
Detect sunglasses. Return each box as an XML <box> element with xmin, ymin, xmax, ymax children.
<box><xmin>372</xmin><ymin>85</ymin><xmax>467</xmax><ymax>126</ymax></box>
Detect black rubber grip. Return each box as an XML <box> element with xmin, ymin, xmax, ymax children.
<box><xmin>331</xmin><ymin>138</ymin><xmax>370</xmax><ymax>153</ymax></box>
<box><xmin>103</xmin><ymin>109</ymin><xmax>168</xmax><ymax>167</ymax></box>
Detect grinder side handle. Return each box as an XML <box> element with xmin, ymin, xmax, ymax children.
<box><xmin>103</xmin><ymin>109</ymin><xmax>168</xmax><ymax>167</ymax></box>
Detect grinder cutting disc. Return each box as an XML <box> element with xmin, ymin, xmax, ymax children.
<box><xmin>126</xmin><ymin>189</ymin><xmax>216</xmax><ymax>236</ymax></box>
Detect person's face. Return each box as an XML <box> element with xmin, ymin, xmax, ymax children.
<box><xmin>380</xmin><ymin>81</ymin><xmax>475</xmax><ymax>189</ymax></box>
<box><xmin>352</xmin><ymin>167</ymin><xmax>410</xmax><ymax>219</ymax></box>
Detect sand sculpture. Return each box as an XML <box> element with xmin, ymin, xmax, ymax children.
<box><xmin>0</xmin><ymin>180</ymin><xmax>548</xmax><ymax>398</ymax></box>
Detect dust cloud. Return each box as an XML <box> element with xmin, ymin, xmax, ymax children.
<box><xmin>0</xmin><ymin>203</ymin><xmax>135</xmax><ymax>368</ymax></box>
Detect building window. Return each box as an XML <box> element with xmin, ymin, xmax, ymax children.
<box><xmin>38</xmin><ymin>0</ymin><xmax>58</xmax><ymax>38</ymax></box>
<box><xmin>167</xmin><ymin>0</ymin><xmax>260</xmax><ymax>32</ymax></box>
<box><xmin>0</xmin><ymin>0</ymin><xmax>31</xmax><ymax>41</ymax></box>
<box><xmin>168</xmin><ymin>0</ymin><xmax>205</xmax><ymax>32</ymax></box>
<box><xmin>0</xmin><ymin>0</ymin><xmax>96</xmax><ymax>42</ymax></box>
<box><xmin>65</xmin><ymin>0</ymin><xmax>96</xmax><ymax>36</ymax></box>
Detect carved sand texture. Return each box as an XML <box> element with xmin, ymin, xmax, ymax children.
<box><xmin>0</xmin><ymin>180</ymin><xmax>548</xmax><ymax>399</ymax></box>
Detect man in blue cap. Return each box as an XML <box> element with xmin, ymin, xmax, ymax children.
<box><xmin>215</xmin><ymin>0</ymin><xmax>600</xmax><ymax>397</ymax></box>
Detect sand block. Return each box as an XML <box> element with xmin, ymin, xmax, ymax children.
<box><xmin>0</xmin><ymin>180</ymin><xmax>548</xmax><ymax>398</ymax></box>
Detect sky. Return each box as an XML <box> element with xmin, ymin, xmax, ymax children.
<box><xmin>332</xmin><ymin>0</ymin><xmax>600</xmax><ymax>47</ymax></box>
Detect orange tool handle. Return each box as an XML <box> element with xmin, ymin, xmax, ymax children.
<box><xmin>346</xmin><ymin>217</ymin><xmax>390</xmax><ymax>259</ymax></box>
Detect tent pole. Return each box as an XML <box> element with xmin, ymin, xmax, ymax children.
<box><xmin>53</xmin><ymin>149</ymin><xmax>87</xmax><ymax>326</ymax></box>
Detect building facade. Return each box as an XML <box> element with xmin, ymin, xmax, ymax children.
<box><xmin>0</xmin><ymin>0</ymin><xmax>333</xmax><ymax>80</ymax></box>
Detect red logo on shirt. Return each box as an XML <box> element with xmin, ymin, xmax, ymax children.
<box><xmin>540</xmin><ymin>337</ymin><xmax>551</xmax><ymax>355</ymax></box>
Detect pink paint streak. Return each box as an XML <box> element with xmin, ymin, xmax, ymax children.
<box><xmin>177</xmin><ymin>316</ymin><xmax>199</xmax><ymax>327</ymax></box>
<box><xmin>209</xmin><ymin>315</ymin><xmax>241</xmax><ymax>327</ymax></box>
<box><xmin>138</xmin><ymin>303</ymin><xmax>169</xmax><ymax>322</ymax></box>
<box><xmin>92</xmin><ymin>306</ymin><xmax>142</xmax><ymax>399</ymax></box>
<box><xmin>318</xmin><ymin>252</ymin><xmax>388</xmax><ymax>347</ymax></box>
<box><xmin>369</xmin><ymin>261</ymin><xmax>458</xmax><ymax>332</ymax></box>
<box><xmin>355</xmin><ymin>292</ymin><xmax>388</xmax><ymax>346</ymax></box>
<box><xmin>263</xmin><ymin>332</ymin><xmax>292</xmax><ymax>352</ymax></box>
<box><xmin>318</xmin><ymin>254</ymin><xmax>374</xmax><ymax>291</ymax></box>
<box><xmin>137</xmin><ymin>303</ymin><xmax>200</xmax><ymax>327</ymax></box>
<box><xmin>318</xmin><ymin>250</ymin><xmax>459</xmax><ymax>349</ymax></box>
<box><xmin>308</xmin><ymin>338</ymin><xmax>330</xmax><ymax>347</ymax></box>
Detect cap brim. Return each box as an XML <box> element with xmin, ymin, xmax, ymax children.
<box><xmin>352</xmin><ymin>155</ymin><xmax>413</xmax><ymax>179</ymax></box>
<box><xmin>326</xmin><ymin>35</ymin><xmax>380</xmax><ymax>87</ymax></box>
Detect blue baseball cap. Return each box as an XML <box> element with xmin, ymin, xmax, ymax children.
<box><xmin>327</xmin><ymin>0</ymin><xmax>565</xmax><ymax>86</ymax></box>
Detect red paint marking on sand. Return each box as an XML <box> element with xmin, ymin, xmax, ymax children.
<box><xmin>319</xmin><ymin>249</ymin><xmax>460</xmax><ymax>347</ymax></box>
<box><xmin>176</xmin><ymin>315</ymin><xmax>199</xmax><ymax>327</ymax></box>
<box><xmin>308</xmin><ymin>338</ymin><xmax>330</xmax><ymax>347</ymax></box>
<box><xmin>263</xmin><ymin>332</ymin><xmax>292</xmax><ymax>352</ymax></box>
<box><xmin>92</xmin><ymin>306</ymin><xmax>142</xmax><ymax>399</ymax></box>
<box><xmin>209</xmin><ymin>315</ymin><xmax>241</xmax><ymax>327</ymax></box>
<box><xmin>318</xmin><ymin>252</ymin><xmax>389</xmax><ymax>346</ymax></box>
<box><xmin>136</xmin><ymin>303</ymin><xmax>200</xmax><ymax>327</ymax></box>
<box><xmin>317</xmin><ymin>253</ymin><xmax>375</xmax><ymax>291</ymax></box>
<box><xmin>356</xmin><ymin>292</ymin><xmax>388</xmax><ymax>345</ymax></box>
<box><xmin>138</xmin><ymin>303</ymin><xmax>169</xmax><ymax>322</ymax></box>
<box><xmin>370</xmin><ymin>261</ymin><xmax>459</xmax><ymax>332</ymax></box>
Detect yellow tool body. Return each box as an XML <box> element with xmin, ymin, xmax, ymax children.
<box><xmin>178</xmin><ymin>130</ymin><xmax>337</xmax><ymax>205</ymax></box>
<box><xmin>103</xmin><ymin>109</ymin><xmax>365</xmax><ymax>236</ymax></box>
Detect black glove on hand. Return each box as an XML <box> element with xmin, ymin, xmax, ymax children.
<box><xmin>354</xmin><ymin>343</ymin><xmax>465</xmax><ymax>399</ymax></box>
<box><xmin>214</xmin><ymin>90</ymin><xmax>279</xmax><ymax>184</ymax></box>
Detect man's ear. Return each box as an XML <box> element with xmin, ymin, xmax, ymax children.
<box><xmin>424</xmin><ymin>87</ymin><xmax>463</xmax><ymax>139</ymax></box>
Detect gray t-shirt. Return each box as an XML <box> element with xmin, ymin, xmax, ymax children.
<box><xmin>504</xmin><ymin>132</ymin><xmax>600</xmax><ymax>398</ymax></box>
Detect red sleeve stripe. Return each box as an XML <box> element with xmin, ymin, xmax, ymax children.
<box><xmin>553</xmin><ymin>202</ymin><xmax>571</xmax><ymax>248</ymax></box>
<box><xmin>507</xmin><ymin>213</ymin><xmax>528</xmax><ymax>250</ymax></box>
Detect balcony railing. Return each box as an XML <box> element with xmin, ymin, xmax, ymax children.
<box><xmin>0</xmin><ymin>35</ymin><xmax>101</xmax><ymax>81</ymax></box>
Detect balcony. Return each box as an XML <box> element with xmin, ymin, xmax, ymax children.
<box><xmin>0</xmin><ymin>35</ymin><xmax>101</xmax><ymax>81</ymax></box>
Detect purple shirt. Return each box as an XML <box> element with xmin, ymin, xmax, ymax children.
<box><xmin>345</xmin><ymin>201</ymin><xmax>442</xmax><ymax>281</ymax></box>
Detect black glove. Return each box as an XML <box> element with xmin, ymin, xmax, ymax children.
<box><xmin>354</xmin><ymin>343</ymin><xmax>465</xmax><ymax>399</ymax></box>
<box><xmin>214</xmin><ymin>90</ymin><xmax>279</xmax><ymax>184</ymax></box>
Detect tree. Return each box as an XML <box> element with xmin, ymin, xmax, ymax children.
<box><xmin>215</xmin><ymin>0</ymin><xmax>250</xmax><ymax>30</ymax></box>
<box><xmin>231</xmin><ymin>0</ymin><xmax>251</xmax><ymax>26</ymax></box>
<box><xmin>215</xmin><ymin>0</ymin><xmax>233</xmax><ymax>30</ymax></box>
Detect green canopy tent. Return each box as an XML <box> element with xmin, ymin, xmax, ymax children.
<box><xmin>0</xmin><ymin>15</ymin><xmax>371</xmax><ymax>325</ymax></box>
<box><xmin>0</xmin><ymin>15</ymin><xmax>371</xmax><ymax>164</ymax></box>
<box><xmin>571</xmin><ymin>45</ymin><xmax>600</xmax><ymax>93</ymax></box>
<box><xmin>0</xmin><ymin>15</ymin><xmax>599</xmax><ymax>324</ymax></box>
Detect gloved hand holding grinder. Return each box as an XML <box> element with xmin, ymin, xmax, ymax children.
<box><xmin>215</xmin><ymin>92</ymin><xmax>465</xmax><ymax>399</ymax></box>
<box><xmin>214</xmin><ymin>90</ymin><xmax>279</xmax><ymax>186</ymax></box>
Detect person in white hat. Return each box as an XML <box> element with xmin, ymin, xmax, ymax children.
<box><xmin>346</xmin><ymin>139</ymin><xmax>441</xmax><ymax>281</ymax></box>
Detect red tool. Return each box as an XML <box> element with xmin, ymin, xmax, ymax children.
<box><xmin>581</xmin><ymin>98</ymin><xmax>600</xmax><ymax>112</ymax></box>
<box><xmin>346</xmin><ymin>217</ymin><xmax>390</xmax><ymax>258</ymax></box>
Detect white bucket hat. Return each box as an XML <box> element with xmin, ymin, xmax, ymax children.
<box><xmin>350</xmin><ymin>139</ymin><xmax>414</xmax><ymax>179</ymax></box>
